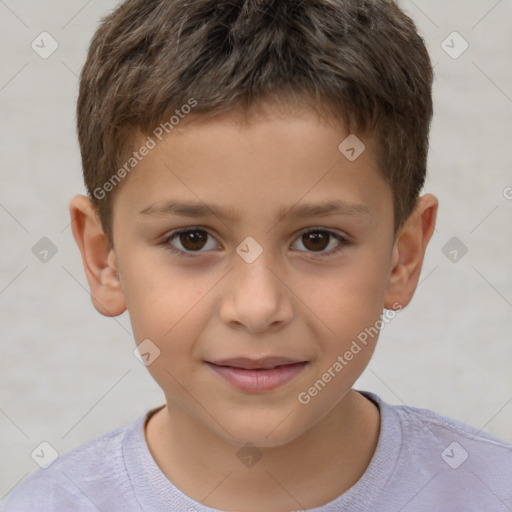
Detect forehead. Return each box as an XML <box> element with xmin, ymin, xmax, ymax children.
<box><xmin>114</xmin><ymin>104</ymin><xmax>391</xmax><ymax>227</ymax></box>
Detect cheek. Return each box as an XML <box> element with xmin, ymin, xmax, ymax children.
<box><xmin>313</xmin><ymin>253</ymin><xmax>391</xmax><ymax>331</ymax></box>
<box><xmin>119</xmin><ymin>252</ymin><xmax>206</xmax><ymax>342</ymax></box>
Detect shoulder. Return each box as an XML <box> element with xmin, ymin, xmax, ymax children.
<box><xmin>0</xmin><ymin>416</ymin><xmax>145</xmax><ymax>512</ymax></box>
<box><xmin>372</xmin><ymin>393</ymin><xmax>512</xmax><ymax>507</ymax></box>
<box><xmin>394</xmin><ymin>399</ymin><xmax>512</xmax><ymax>458</ymax></box>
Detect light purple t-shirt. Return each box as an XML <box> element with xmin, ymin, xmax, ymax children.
<box><xmin>1</xmin><ymin>390</ymin><xmax>511</xmax><ymax>511</ymax></box>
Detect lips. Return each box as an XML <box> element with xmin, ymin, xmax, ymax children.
<box><xmin>205</xmin><ymin>357</ymin><xmax>308</xmax><ymax>392</ymax></box>
<box><xmin>209</xmin><ymin>356</ymin><xmax>303</xmax><ymax>370</ymax></box>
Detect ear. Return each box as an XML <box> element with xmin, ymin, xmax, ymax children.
<box><xmin>69</xmin><ymin>195</ymin><xmax>126</xmax><ymax>317</ymax></box>
<box><xmin>384</xmin><ymin>193</ymin><xmax>438</xmax><ymax>310</ymax></box>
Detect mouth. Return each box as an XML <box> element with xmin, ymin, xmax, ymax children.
<box><xmin>205</xmin><ymin>357</ymin><xmax>308</xmax><ymax>392</ymax></box>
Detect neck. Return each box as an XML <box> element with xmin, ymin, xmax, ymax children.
<box><xmin>145</xmin><ymin>389</ymin><xmax>380</xmax><ymax>512</ymax></box>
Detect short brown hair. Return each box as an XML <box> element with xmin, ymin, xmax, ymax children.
<box><xmin>77</xmin><ymin>0</ymin><xmax>433</xmax><ymax>245</ymax></box>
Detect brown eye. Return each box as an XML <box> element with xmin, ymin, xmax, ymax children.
<box><xmin>301</xmin><ymin>231</ymin><xmax>330</xmax><ymax>252</ymax></box>
<box><xmin>291</xmin><ymin>229</ymin><xmax>348</xmax><ymax>257</ymax></box>
<box><xmin>164</xmin><ymin>228</ymin><xmax>220</xmax><ymax>257</ymax></box>
<box><xmin>163</xmin><ymin>227</ymin><xmax>348</xmax><ymax>259</ymax></box>
<box><xmin>178</xmin><ymin>230</ymin><xmax>208</xmax><ymax>251</ymax></box>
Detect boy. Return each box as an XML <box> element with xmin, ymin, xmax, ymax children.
<box><xmin>2</xmin><ymin>0</ymin><xmax>511</xmax><ymax>510</ymax></box>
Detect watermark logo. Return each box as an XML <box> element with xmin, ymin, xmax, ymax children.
<box><xmin>237</xmin><ymin>442</ymin><xmax>263</xmax><ymax>468</ymax></box>
<box><xmin>442</xmin><ymin>236</ymin><xmax>468</xmax><ymax>263</ymax></box>
<box><xmin>441</xmin><ymin>441</ymin><xmax>468</xmax><ymax>469</ymax></box>
<box><xmin>32</xmin><ymin>237</ymin><xmax>58</xmax><ymax>263</ymax></box>
<box><xmin>236</xmin><ymin>236</ymin><xmax>263</xmax><ymax>264</ymax></box>
<box><xmin>133</xmin><ymin>338</ymin><xmax>161</xmax><ymax>366</ymax></box>
<box><xmin>338</xmin><ymin>134</ymin><xmax>366</xmax><ymax>161</ymax></box>
<box><xmin>31</xmin><ymin>31</ymin><xmax>59</xmax><ymax>59</ymax></box>
<box><xmin>441</xmin><ymin>31</ymin><xmax>469</xmax><ymax>60</ymax></box>
<box><xmin>31</xmin><ymin>441</ymin><xmax>59</xmax><ymax>469</ymax></box>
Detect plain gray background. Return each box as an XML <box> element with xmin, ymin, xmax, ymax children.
<box><xmin>1</xmin><ymin>0</ymin><xmax>511</xmax><ymax>501</ymax></box>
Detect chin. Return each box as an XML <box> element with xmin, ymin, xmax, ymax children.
<box><xmin>212</xmin><ymin>411</ymin><xmax>309</xmax><ymax>449</ymax></box>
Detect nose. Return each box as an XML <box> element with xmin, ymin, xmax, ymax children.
<box><xmin>219</xmin><ymin>253</ymin><xmax>294</xmax><ymax>333</ymax></box>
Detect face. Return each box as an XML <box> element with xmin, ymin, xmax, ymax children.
<box><xmin>109</xmin><ymin>102</ymin><xmax>398</xmax><ymax>448</ymax></box>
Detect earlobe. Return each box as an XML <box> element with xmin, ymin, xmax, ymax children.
<box><xmin>384</xmin><ymin>194</ymin><xmax>438</xmax><ymax>310</ymax></box>
<box><xmin>69</xmin><ymin>195</ymin><xmax>126</xmax><ymax>317</ymax></box>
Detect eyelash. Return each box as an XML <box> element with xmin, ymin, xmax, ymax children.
<box><xmin>161</xmin><ymin>227</ymin><xmax>350</xmax><ymax>259</ymax></box>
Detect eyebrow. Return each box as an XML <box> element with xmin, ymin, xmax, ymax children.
<box><xmin>139</xmin><ymin>199</ymin><xmax>373</xmax><ymax>222</ymax></box>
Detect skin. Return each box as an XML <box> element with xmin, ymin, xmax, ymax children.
<box><xmin>70</xmin><ymin>100</ymin><xmax>438</xmax><ymax>511</ymax></box>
